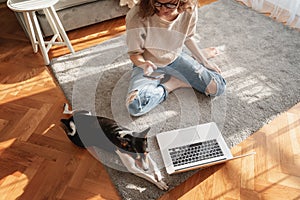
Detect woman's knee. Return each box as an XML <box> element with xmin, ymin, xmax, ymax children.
<box><xmin>205</xmin><ymin>77</ymin><xmax>226</xmax><ymax>96</ymax></box>
<box><xmin>126</xmin><ymin>84</ymin><xmax>167</xmax><ymax>116</ymax></box>
<box><xmin>126</xmin><ymin>90</ymin><xmax>142</xmax><ymax>116</ymax></box>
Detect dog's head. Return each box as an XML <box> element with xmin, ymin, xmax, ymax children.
<box><xmin>60</xmin><ymin>111</ymin><xmax>92</xmax><ymax>148</ymax></box>
<box><xmin>117</xmin><ymin>127</ymin><xmax>150</xmax><ymax>171</ymax></box>
<box><xmin>60</xmin><ymin>110</ymin><xmax>91</xmax><ymax>136</ymax></box>
<box><xmin>60</xmin><ymin>116</ymin><xmax>75</xmax><ymax>135</ymax></box>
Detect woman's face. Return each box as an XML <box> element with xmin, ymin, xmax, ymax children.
<box><xmin>154</xmin><ymin>0</ymin><xmax>180</xmax><ymax>18</ymax></box>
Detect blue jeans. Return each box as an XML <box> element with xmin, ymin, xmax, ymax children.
<box><xmin>126</xmin><ymin>53</ymin><xmax>226</xmax><ymax>116</ymax></box>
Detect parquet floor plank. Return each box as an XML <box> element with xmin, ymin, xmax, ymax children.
<box><xmin>0</xmin><ymin>1</ymin><xmax>300</xmax><ymax>199</ymax></box>
<box><xmin>28</xmin><ymin>133</ymin><xmax>78</xmax><ymax>155</ymax></box>
<box><xmin>61</xmin><ymin>186</ymin><xmax>105</xmax><ymax>200</ymax></box>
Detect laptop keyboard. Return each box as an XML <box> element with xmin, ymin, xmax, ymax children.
<box><xmin>168</xmin><ymin>139</ymin><xmax>224</xmax><ymax>167</ymax></box>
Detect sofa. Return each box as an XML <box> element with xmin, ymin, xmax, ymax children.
<box><xmin>13</xmin><ymin>0</ymin><xmax>130</xmax><ymax>37</ymax></box>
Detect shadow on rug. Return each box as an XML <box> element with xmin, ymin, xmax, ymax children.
<box><xmin>51</xmin><ymin>0</ymin><xmax>300</xmax><ymax>199</ymax></box>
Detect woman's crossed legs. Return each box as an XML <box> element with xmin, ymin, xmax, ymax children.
<box><xmin>126</xmin><ymin>48</ymin><xmax>226</xmax><ymax>116</ymax></box>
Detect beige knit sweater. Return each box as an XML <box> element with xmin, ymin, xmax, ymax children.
<box><xmin>125</xmin><ymin>5</ymin><xmax>199</xmax><ymax>67</ymax></box>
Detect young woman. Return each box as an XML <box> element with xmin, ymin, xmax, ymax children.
<box><xmin>125</xmin><ymin>0</ymin><xmax>226</xmax><ymax>116</ymax></box>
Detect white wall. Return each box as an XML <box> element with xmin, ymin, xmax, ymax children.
<box><xmin>266</xmin><ymin>0</ymin><xmax>300</xmax><ymax>16</ymax></box>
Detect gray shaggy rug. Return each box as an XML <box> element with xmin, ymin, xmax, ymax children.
<box><xmin>50</xmin><ymin>0</ymin><xmax>300</xmax><ymax>199</ymax></box>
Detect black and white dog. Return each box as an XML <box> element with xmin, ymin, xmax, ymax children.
<box><xmin>60</xmin><ymin>103</ymin><xmax>168</xmax><ymax>190</ymax></box>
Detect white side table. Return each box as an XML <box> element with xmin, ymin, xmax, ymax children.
<box><xmin>7</xmin><ymin>0</ymin><xmax>75</xmax><ymax>65</ymax></box>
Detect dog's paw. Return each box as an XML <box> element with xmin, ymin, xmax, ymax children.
<box><xmin>155</xmin><ymin>180</ymin><xmax>169</xmax><ymax>191</ymax></box>
<box><xmin>154</xmin><ymin>170</ymin><xmax>163</xmax><ymax>182</ymax></box>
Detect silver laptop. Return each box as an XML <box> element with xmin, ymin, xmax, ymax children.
<box><xmin>156</xmin><ymin>122</ymin><xmax>255</xmax><ymax>174</ymax></box>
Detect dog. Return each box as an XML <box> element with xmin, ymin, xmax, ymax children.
<box><xmin>60</xmin><ymin>103</ymin><xmax>168</xmax><ymax>190</ymax></box>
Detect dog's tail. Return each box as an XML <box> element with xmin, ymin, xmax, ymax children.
<box><xmin>63</xmin><ymin>103</ymin><xmax>92</xmax><ymax>116</ymax></box>
<box><xmin>63</xmin><ymin>103</ymin><xmax>74</xmax><ymax>114</ymax></box>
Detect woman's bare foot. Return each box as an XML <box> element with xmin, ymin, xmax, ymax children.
<box><xmin>201</xmin><ymin>46</ymin><xmax>224</xmax><ymax>59</ymax></box>
<box><xmin>163</xmin><ymin>76</ymin><xmax>190</xmax><ymax>93</ymax></box>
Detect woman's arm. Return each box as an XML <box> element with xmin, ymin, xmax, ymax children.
<box><xmin>130</xmin><ymin>54</ymin><xmax>157</xmax><ymax>75</ymax></box>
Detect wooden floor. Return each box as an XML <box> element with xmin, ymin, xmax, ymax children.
<box><xmin>0</xmin><ymin>1</ymin><xmax>300</xmax><ymax>200</ymax></box>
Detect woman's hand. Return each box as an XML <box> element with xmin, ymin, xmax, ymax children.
<box><xmin>203</xmin><ymin>60</ymin><xmax>222</xmax><ymax>74</ymax></box>
<box><xmin>141</xmin><ymin>60</ymin><xmax>157</xmax><ymax>75</ymax></box>
<box><xmin>129</xmin><ymin>54</ymin><xmax>157</xmax><ymax>75</ymax></box>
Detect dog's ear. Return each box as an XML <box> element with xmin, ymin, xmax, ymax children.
<box><xmin>133</xmin><ymin>127</ymin><xmax>150</xmax><ymax>138</ymax></box>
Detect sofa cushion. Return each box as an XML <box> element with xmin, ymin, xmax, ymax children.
<box><xmin>54</xmin><ymin>0</ymin><xmax>98</xmax><ymax>11</ymax></box>
<box><xmin>36</xmin><ymin>0</ymin><xmax>129</xmax><ymax>36</ymax></box>
<box><xmin>37</xmin><ymin>0</ymin><xmax>99</xmax><ymax>14</ymax></box>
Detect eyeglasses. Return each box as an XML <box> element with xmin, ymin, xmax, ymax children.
<box><xmin>154</xmin><ymin>1</ymin><xmax>179</xmax><ymax>9</ymax></box>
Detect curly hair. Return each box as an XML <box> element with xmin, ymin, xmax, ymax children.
<box><xmin>138</xmin><ymin>0</ymin><xmax>197</xmax><ymax>18</ymax></box>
